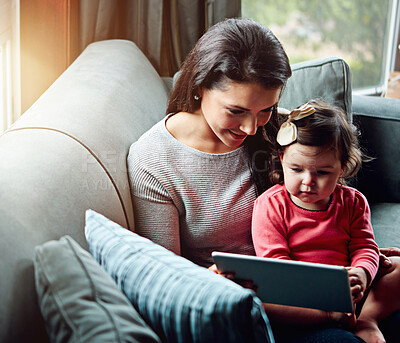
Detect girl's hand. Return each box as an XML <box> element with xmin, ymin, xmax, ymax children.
<box><xmin>346</xmin><ymin>267</ymin><xmax>368</xmax><ymax>304</ymax></box>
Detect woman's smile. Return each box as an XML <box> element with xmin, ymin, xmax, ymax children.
<box><xmin>228</xmin><ymin>130</ymin><xmax>247</xmax><ymax>140</ymax></box>
<box><xmin>196</xmin><ymin>80</ymin><xmax>281</xmax><ymax>153</ymax></box>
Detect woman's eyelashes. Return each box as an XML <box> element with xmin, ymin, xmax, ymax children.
<box><xmin>227</xmin><ymin>105</ymin><xmax>276</xmax><ymax>115</ymax></box>
<box><xmin>228</xmin><ymin>108</ymin><xmax>244</xmax><ymax>115</ymax></box>
<box><xmin>261</xmin><ymin>105</ymin><xmax>276</xmax><ymax>113</ymax></box>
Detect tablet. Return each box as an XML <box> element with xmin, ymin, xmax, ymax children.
<box><xmin>212</xmin><ymin>251</ymin><xmax>353</xmax><ymax>313</ymax></box>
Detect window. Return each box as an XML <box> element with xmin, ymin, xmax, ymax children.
<box><xmin>0</xmin><ymin>0</ymin><xmax>20</xmax><ymax>134</ymax></box>
<box><xmin>0</xmin><ymin>36</ymin><xmax>12</xmax><ymax>133</ymax></box>
<box><xmin>242</xmin><ymin>0</ymin><xmax>400</xmax><ymax>94</ymax></box>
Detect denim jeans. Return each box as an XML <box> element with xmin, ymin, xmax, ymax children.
<box><xmin>271</xmin><ymin>311</ymin><xmax>400</xmax><ymax>343</ymax></box>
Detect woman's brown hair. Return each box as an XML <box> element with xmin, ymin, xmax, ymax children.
<box><xmin>167</xmin><ymin>18</ymin><xmax>292</xmax><ymax>194</ymax></box>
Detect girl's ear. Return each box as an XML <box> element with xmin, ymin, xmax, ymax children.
<box><xmin>278</xmin><ymin>149</ymin><xmax>284</xmax><ymax>163</ymax></box>
<box><xmin>340</xmin><ymin>163</ymin><xmax>346</xmax><ymax>176</ymax></box>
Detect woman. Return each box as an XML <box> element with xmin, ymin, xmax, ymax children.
<box><xmin>128</xmin><ymin>18</ymin><xmax>396</xmax><ymax>342</ymax></box>
<box><xmin>128</xmin><ymin>18</ymin><xmax>287</xmax><ymax>268</ymax></box>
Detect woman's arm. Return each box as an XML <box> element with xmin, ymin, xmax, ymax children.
<box><xmin>377</xmin><ymin>247</ymin><xmax>400</xmax><ymax>277</ymax></box>
<box><xmin>263</xmin><ymin>303</ymin><xmax>356</xmax><ymax>329</ymax></box>
<box><xmin>133</xmin><ymin>194</ymin><xmax>181</xmax><ymax>255</ymax></box>
<box><xmin>128</xmin><ymin>141</ymin><xmax>181</xmax><ymax>255</ymax></box>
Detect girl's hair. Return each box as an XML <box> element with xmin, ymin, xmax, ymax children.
<box><xmin>271</xmin><ymin>99</ymin><xmax>364</xmax><ymax>185</ymax></box>
<box><xmin>167</xmin><ymin>18</ymin><xmax>292</xmax><ymax>195</ymax></box>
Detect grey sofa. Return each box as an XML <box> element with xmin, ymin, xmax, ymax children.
<box><xmin>0</xmin><ymin>39</ymin><xmax>398</xmax><ymax>342</ymax></box>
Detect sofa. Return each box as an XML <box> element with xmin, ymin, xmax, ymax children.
<box><xmin>0</xmin><ymin>39</ymin><xmax>399</xmax><ymax>342</ymax></box>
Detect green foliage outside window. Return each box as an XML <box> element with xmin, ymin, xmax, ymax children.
<box><xmin>242</xmin><ymin>0</ymin><xmax>392</xmax><ymax>90</ymax></box>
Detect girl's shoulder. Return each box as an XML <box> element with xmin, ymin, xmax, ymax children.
<box><xmin>334</xmin><ymin>184</ymin><xmax>370</xmax><ymax>206</ymax></box>
<box><xmin>256</xmin><ymin>184</ymin><xmax>286</xmax><ymax>202</ymax></box>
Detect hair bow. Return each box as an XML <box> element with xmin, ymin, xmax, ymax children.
<box><xmin>276</xmin><ymin>103</ymin><xmax>316</xmax><ymax>146</ymax></box>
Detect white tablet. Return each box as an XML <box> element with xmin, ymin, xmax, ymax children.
<box><xmin>212</xmin><ymin>251</ymin><xmax>354</xmax><ymax>313</ymax></box>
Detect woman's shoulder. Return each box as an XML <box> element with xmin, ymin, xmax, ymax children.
<box><xmin>131</xmin><ymin>116</ymin><xmax>168</xmax><ymax>147</ymax></box>
<box><xmin>127</xmin><ymin>116</ymin><xmax>172</xmax><ymax>172</ymax></box>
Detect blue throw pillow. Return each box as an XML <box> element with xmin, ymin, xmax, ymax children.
<box><xmin>85</xmin><ymin>209</ymin><xmax>274</xmax><ymax>343</ymax></box>
<box><xmin>34</xmin><ymin>235</ymin><xmax>161</xmax><ymax>343</ymax></box>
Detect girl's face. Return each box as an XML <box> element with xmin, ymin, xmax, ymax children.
<box><xmin>197</xmin><ymin>80</ymin><xmax>281</xmax><ymax>153</ymax></box>
<box><xmin>280</xmin><ymin>143</ymin><xmax>345</xmax><ymax>211</ymax></box>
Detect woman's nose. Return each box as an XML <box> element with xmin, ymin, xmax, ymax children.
<box><xmin>240</xmin><ymin>115</ymin><xmax>258</xmax><ymax>135</ymax></box>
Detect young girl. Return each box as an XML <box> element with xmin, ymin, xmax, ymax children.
<box><xmin>252</xmin><ymin>99</ymin><xmax>400</xmax><ymax>343</ymax></box>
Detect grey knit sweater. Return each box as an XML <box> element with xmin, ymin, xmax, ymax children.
<box><xmin>128</xmin><ymin>115</ymin><xmax>256</xmax><ymax>267</ymax></box>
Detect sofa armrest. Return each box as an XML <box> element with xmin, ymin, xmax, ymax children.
<box><xmin>352</xmin><ymin>94</ymin><xmax>400</xmax><ymax>203</ymax></box>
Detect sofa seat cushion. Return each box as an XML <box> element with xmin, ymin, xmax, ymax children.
<box><xmin>85</xmin><ymin>209</ymin><xmax>274</xmax><ymax>343</ymax></box>
<box><xmin>34</xmin><ymin>235</ymin><xmax>160</xmax><ymax>343</ymax></box>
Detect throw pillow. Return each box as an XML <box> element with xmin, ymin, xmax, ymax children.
<box><xmin>34</xmin><ymin>235</ymin><xmax>161</xmax><ymax>343</ymax></box>
<box><xmin>84</xmin><ymin>209</ymin><xmax>274</xmax><ymax>343</ymax></box>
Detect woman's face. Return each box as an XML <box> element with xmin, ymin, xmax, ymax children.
<box><xmin>197</xmin><ymin>80</ymin><xmax>281</xmax><ymax>152</ymax></box>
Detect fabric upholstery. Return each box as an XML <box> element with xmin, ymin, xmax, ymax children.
<box><xmin>10</xmin><ymin>39</ymin><xmax>169</xmax><ymax>231</ymax></box>
<box><xmin>0</xmin><ymin>39</ymin><xmax>168</xmax><ymax>342</ymax></box>
<box><xmin>85</xmin><ymin>209</ymin><xmax>274</xmax><ymax>343</ymax></box>
<box><xmin>369</xmin><ymin>204</ymin><xmax>400</xmax><ymax>248</ymax></box>
<box><xmin>352</xmin><ymin>95</ymin><xmax>400</xmax><ymax>249</ymax></box>
<box><xmin>34</xmin><ymin>235</ymin><xmax>161</xmax><ymax>343</ymax></box>
<box><xmin>280</xmin><ymin>57</ymin><xmax>352</xmax><ymax>119</ymax></box>
<box><xmin>353</xmin><ymin>95</ymin><xmax>400</xmax><ymax>203</ymax></box>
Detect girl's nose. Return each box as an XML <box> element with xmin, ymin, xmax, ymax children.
<box><xmin>302</xmin><ymin>171</ymin><xmax>315</xmax><ymax>185</ymax></box>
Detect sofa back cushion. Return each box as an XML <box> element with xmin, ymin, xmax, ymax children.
<box><xmin>280</xmin><ymin>57</ymin><xmax>352</xmax><ymax>119</ymax></box>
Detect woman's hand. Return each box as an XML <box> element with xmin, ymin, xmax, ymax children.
<box><xmin>208</xmin><ymin>264</ymin><xmax>257</xmax><ymax>291</ymax></box>
<box><xmin>328</xmin><ymin>311</ymin><xmax>357</xmax><ymax>330</ymax></box>
<box><xmin>208</xmin><ymin>263</ymin><xmax>220</xmax><ymax>274</ymax></box>
<box><xmin>377</xmin><ymin>247</ymin><xmax>400</xmax><ymax>277</ymax></box>
<box><xmin>346</xmin><ymin>267</ymin><xmax>368</xmax><ymax>304</ymax></box>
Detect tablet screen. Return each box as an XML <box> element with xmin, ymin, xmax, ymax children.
<box><xmin>212</xmin><ymin>251</ymin><xmax>353</xmax><ymax>313</ymax></box>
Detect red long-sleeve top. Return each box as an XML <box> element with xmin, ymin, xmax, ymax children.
<box><xmin>252</xmin><ymin>184</ymin><xmax>379</xmax><ymax>285</ymax></box>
